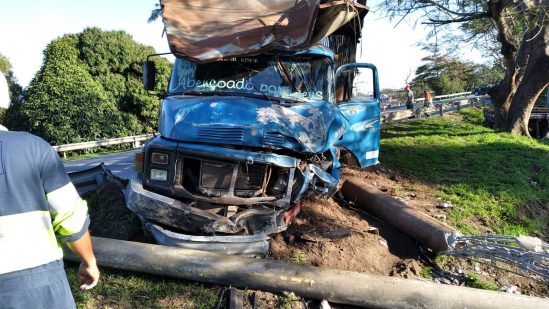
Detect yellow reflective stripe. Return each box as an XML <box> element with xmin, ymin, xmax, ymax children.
<box><xmin>0</xmin><ymin>211</ymin><xmax>63</xmax><ymax>274</ymax></box>
<box><xmin>51</xmin><ymin>199</ymin><xmax>88</xmax><ymax>236</ymax></box>
<box><xmin>47</xmin><ymin>182</ymin><xmax>89</xmax><ymax>236</ymax></box>
<box><xmin>46</xmin><ymin>182</ymin><xmax>82</xmax><ymax>215</ymax></box>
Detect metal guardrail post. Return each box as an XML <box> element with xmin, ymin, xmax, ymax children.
<box><xmin>457</xmin><ymin>101</ymin><xmax>461</xmax><ymax>112</ymax></box>
<box><xmin>439</xmin><ymin>104</ymin><xmax>444</xmax><ymax>117</ymax></box>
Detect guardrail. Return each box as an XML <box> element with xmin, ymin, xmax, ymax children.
<box><xmin>53</xmin><ymin>134</ymin><xmax>154</xmax><ymax>157</ymax></box>
<box><xmin>382</xmin><ymin>95</ymin><xmax>491</xmax><ymax>124</ymax></box>
<box><xmin>390</xmin><ymin>91</ymin><xmax>474</xmax><ymax>107</ymax></box>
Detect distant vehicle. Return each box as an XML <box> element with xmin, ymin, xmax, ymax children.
<box><xmin>471</xmin><ymin>85</ymin><xmax>492</xmax><ymax>96</ymax></box>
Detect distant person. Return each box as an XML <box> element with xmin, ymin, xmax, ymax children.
<box><xmin>423</xmin><ymin>90</ymin><xmax>433</xmax><ymax>108</ymax></box>
<box><xmin>0</xmin><ymin>73</ymin><xmax>100</xmax><ymax>308</ymax></box>
<box><xmin>546</xmin><ymin>87</ymin><xmax>549</xmax><ymax>108</ymax></box>
<box><xmin>405</xmin><ymin>84</ymin><xmax>414</xmax><ymax>110</ymax></box>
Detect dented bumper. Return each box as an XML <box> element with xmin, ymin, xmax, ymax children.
<box><xmin>126</xmin><ymin>172</ymin><xmax>295</xmax><ymax>235</ymax></box>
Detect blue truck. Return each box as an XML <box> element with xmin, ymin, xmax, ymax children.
<box><xmin>126</xmin><ymin>0</ymin><xmax>380</xmax><ymax>253</ymax></box>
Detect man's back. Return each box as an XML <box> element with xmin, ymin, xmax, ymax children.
<box><xmin>0</xmin><ymin>131</ymin><xmax>82</xmax><ymax>274</ymax></box>
<box><xmin>0</xmin><ymin>131</ymin><xmax>96</xmax><ymax>309</ymax></box>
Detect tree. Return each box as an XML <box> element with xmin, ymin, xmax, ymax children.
<box><xmin>76</xmin><ymin>28</ymin><xmax>171</xmax><ymax>133</ymax></box>
<box><xmin>413</xmin><ymin>53</ymin><xmax>503</xmax><ymax>94</ymax></box>
<box><xmin>18</xmin><ymin>36</ymin><xmax>130</xmax><ymax>144</ymax></box>
<box><xmin>0</xmin><ymin>53</ymin><xmax>23</xmax><ymax>126</ymax></box>
<box><xmin>14</xmin><ymin>28</ymin><xmax>171</xmax><ymax>144</ymax></box>
<box><xmin>380</xmin><ymin>1</ymin><xmax>549</xmax><ymax>136</ymax></box>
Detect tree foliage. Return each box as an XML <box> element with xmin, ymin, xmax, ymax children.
<box><xmin>379</xmin><ymin>0</ymin><xmax>549</xmax><ymax>136</ymax></box>
<box><xmin>0</xmin><ymin>53</ymin><xmax>23</xmax><ymax>125</ymax></box>
<box><xmin>13</xmin><ymin>28</ymin><xmax>171</xmax><ymax>144</ymax></box>
<box><xmin>412</xmin><ymin>54</ymin><xmax>503</xmax><ymax>94</ymax></box>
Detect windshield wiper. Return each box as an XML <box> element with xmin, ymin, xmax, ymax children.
<box><xmin>170</xmin><ymin>90</ymin><xmax>208</xmax><ymax>96</ymax></box>
<box><xmin>214</xmin><ymin>91</ymin><xmax>305</xmax><ymax>104</ymax></box>
<box><xmin>272</xmin><ymin>54</ymin><xmax>297</xmax><ymax>93</ymax></box>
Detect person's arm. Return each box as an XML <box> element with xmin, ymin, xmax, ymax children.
<box><xmin>38</xmin><ymin>140</ymin><xmax>100</xmax><ymax>290</ymax></box>
<box><xmin>66</xmin><ymin>231</ymin><xmax>100</xmax><ymax>290</ymax></box>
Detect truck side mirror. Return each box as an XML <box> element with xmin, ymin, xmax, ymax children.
<box><xmin>143</xmin><ymin>61</ymin><xmax>157</xmax><ymax>91</ymax></box>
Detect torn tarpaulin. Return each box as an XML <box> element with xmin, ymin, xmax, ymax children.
<box><xmin>160</xmin><ymin>0</ymin><xmax>368</xmax><ymax>62</ymax></box>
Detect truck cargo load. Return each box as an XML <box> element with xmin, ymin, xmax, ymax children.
<box><xmin>161</xmin><ymin>0</ymin><xmax>367</xmax><ymax>62</ymax></box>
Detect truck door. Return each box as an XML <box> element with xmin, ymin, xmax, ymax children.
<box><xmin>334</xmin><ymin>63</ymin><xmax>380</xmax><ymax>168</ymax></box>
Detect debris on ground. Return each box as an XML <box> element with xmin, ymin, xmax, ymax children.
<box><xmin>390</xmin><ymin>259</ymin><xmax>423</xmax><ymax>279</ymax></box>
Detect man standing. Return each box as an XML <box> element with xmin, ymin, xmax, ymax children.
<box><xmin>423</xmin><ymin>89</ymin><xmax>433</xmax><ymax>108</ymax></box>
<box><xmin>0</xmin><ymin>73</ymin><xmax>99</xmax><ymax>308</ymax></box>
<box><xmin>405</xmin><ymin>84</ymin><xmax>414</xmax><ymax>110</ymax></box>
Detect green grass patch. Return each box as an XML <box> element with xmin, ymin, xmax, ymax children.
<box><xmin>465</xmin><ymin>273</ymin><xmax>499</xmax><ymax>291</ymax></box>
<box><xmin>62</xmin><ymin>145</ymin><xmax>137</xmax><ymax>161</ymax></box>
<box><xmin>419</xmin><ymin>267</ymin><xmax>433</xmax><ymax>279</ymax></box>
<box><xmin>290</xmin><ymin>250</ymin><xmax>309</xmax><ymax>265</ymax></box>
<box><xmin>381</xmin><ymin>107</ymin><xmax>549</xmax><ymax>237</ymax></box>
<box><xmin>277</xmin><ymin>292</ymin><xmax>302</xmax><ymax>309</ymax></box>
<box><xmin>66</xmin><ymin>265</ymin><xmax>219</xmax><ymax>309</ymax></box>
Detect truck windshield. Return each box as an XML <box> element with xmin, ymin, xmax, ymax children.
<box><xmin>168</xmin><ymin>55</ymin><xmax>334</xmax><ymax>103</ymax></box>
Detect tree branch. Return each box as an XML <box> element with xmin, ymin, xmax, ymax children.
<box><xmin>417</xmin><ymin>0</ymin><xmax>480</xmax><ymax>17</ymax></box>
<box><xmin>423</xmin><ymin>12</ymin><xmax>490</xmax><ymax>24</ymax></box>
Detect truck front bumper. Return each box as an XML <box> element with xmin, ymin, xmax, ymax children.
<box><xmin>126</xmin><ymin>172</ymin><xmax>294</xmax><ymax>254</ymax></box>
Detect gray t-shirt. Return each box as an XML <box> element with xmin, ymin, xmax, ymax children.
<box><xmin>0</xmin><ymin>131</ymin><xmax>69</xmax><ymax>216</ymax></box>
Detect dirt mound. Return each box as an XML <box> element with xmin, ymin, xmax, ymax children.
<box><xmin>269</xmin><ymin>196</ymin><xmax>421</xmax><ymax>275</ymax></box>
<box><xmin>83</xmin><ymin>178</ymin><xmax>146</xmax><ymax>242</ymax></box>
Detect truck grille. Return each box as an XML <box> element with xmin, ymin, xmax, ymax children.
<box><xmin>196</xmin><ymin>126</ymin><xmax>245</xmax><ymax>143</ymax></box>
<box><xmin>198</xmin><ymin>161</ymin><xmax>267</xmax><ymax>197</ymax></box>
<box><xmin>179</xmin><ymin>155</ymin><xmax>290</xmax><ymax>199</ymax></box>
<box><xmin>200</xmin><ymin>162</ymin><xmax>233</xmax><ymax>193</ymax></box>
<box><xmin>235</xmin><ymin>164</ymin><xmax>266</xmax><ymax>191</ymax></box>
<box><xmin>263</xmin><ymin>132</ymin><xmax>298</xmax><ymax>149</ymax></box>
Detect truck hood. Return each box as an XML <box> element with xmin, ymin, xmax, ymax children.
<box><xmin>159</xmin><ymin>96</ymin><xmax>337</xmax><ymax>153</ymax></box>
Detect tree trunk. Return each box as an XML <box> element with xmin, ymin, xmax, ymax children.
<box><xmin>487</xmin><ymin>0</ymin><xmax>518</xmax><ymax>130</ymax></box>
<box><xmin>506</xmin><ymin>24</ymin><xmax>549</xmax><ymax>136</ymax></box>
<box><xmin>488</xmin><ymin>20</ymin><xmax>549</xmax><ymax>136</ymax></box>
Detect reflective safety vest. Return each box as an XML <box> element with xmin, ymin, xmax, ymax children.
<box><xmin>0</xmin><ymin>131</ymin><xmax>89</xmax><ymax>275</ymax></box>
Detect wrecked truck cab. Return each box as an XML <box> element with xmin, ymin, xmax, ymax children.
<box><xmin>127</xmin><ymin>46</ymin><xmax>380</xmax><ymax>254</ymax></box>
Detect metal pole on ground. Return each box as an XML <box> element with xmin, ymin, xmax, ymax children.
<box><xmin>64</xmin><ymin>237</ymin><xmax>549</xmax><ymax>309</ymax></box>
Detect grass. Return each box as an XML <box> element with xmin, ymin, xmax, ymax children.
<box><xmin>277</xmin><ymin>292</ymin><xmax>302</xmax><ymax>309</ymax></box>
<box><xmin>66</xmin><ymin>264</ymin><xmax>219</xmax><ymax>309</ymax></box>
<box><xmin>381</xmin><ymin>107</ymin><xmax>549</xmax><ymax>237</ymax></box>
<box><xmin>419</xmin><ymin>267</ymin><xmax>433</xmax><ymax>279</ymax></box>
<box><xmin>465</xmin><ymin>273</ymin><xmax>499</xmax><ymax>291</ymax></box>
<box><xmin>290</xmin><ymin>250</ymin><xmax>309</xmax><ymax>265</ymax></box>
<box><xmin>62</xmin><ymin>145</ymin><xmax>137</xmax><ymax>161</ymax></box>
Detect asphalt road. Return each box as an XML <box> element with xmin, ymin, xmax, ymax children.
<box><xmin>63</xmin><ymin>149</ymin><xmax>139</xmax><ymax>179</ymax></box>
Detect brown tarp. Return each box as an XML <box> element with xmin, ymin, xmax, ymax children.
<box><xmin>160</xmin><ymin>0</ymin><xmax>367</xmax><ymax>62</ymax></box>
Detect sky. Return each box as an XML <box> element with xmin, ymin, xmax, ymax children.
<box><xmin>0</xmin><ymin>0</ymin><xmax>481</xmax><ymax>90</ymax></box>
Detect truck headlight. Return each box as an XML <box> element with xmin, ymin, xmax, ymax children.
<box><xmin>151</xmin><ymin>152</ymin><xmax>169</xmax><ymax>164</ymax></box>
<box><xmin>150</xmin><ymin>169</ymin><xmax>168</xmax><ymax>181</ymax></box>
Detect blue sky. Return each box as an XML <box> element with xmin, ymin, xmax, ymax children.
<box><xmin>0</xmin><ymin>0</ymin><xmax>481</xmax><ymax>89</ymax></box>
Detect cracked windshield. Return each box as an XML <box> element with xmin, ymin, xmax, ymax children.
<box><xmin>169</xmin><ymin>55</ymin><xmax>334</xmax><ymax>103</ymax></box>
